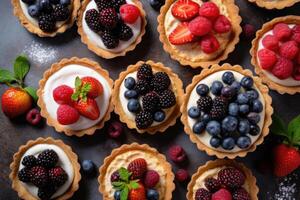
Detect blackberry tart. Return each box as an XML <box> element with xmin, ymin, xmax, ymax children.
<box><xmin>12</xmin><ymin>0</ymin><xmax>80</xmax><ymax>37</ymax></box>
<box><xmin>112</xmin><ymin>60</ymin><xmax>184</xmax><ymax>134</ymax></box>
<box><xmin>181</xmin><ymin>64</ymin><xmax>273</xmax><ymax>158</ymax></box>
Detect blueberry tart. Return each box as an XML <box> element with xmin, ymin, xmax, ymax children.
<box><xmin>248</xmin><ymin>0</ymin><xmax>300</xmax><ymax>9</ymax></box>
<box><xmin>181</xmin><ymin>64</ymin><xmax>273</xmax><ymax>158</ymax></box>
<box><xmin>113</xmin><ymin>60</ymin><xmax>184</xmax><ymax>134</ymax></box>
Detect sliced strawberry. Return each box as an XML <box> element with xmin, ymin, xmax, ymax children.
<box><xmin>171</xmin><ymin>0</ymin><xmax>199</xmax><ymax>21</ymax></box>
<box><xmin>169</xmin><ymin>22</ymin><xmax>195</xmax><ymax>45</ymax></box>
<box><xmin>73</xmin><ymin>98</ymin><xmax>100</xmax><ymax>120</ymax></box>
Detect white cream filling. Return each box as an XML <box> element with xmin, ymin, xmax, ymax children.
<box><xmin>82</xmin><ymin>0</ymin><xmax>142</xmax><ymax>53</ymax></box>
<box><xmin>43</xmin><ymin>64</ymin><xmax>111</xmax><ymax>131</ymax></box>
<box><xmin>187</xmin><ymin>70</ymin><xmax>265</xmax><ymax>153</ymax></box>
<box><xmin>19</xmin><ymin>144</ymin><xmax>74</xmax><ymax>199</ymax></box>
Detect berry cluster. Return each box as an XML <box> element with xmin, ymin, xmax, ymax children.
<box><xmin>169</xmin><ymin>1</ymin><xmax>232</xmax><ymax>54</ymax></box>
<box><xmin>21</xmin><ymin>0</ymin><xmax>71</xmax><ymax>32</ymax></box>
<box><xmin>195</xmin><ymin>167</ymin><xmax>250</xmax><ymax>200</ymax></box>
<box><xmin>85</xmin><ymin>0</ymin><xmax>141</xmax><ymax>49</ymax></box>
<box><xmin>258</xmin><ymin>23</ymin><xmax>300</xmax><ymax>80</ymax></box>
<box><xmin>124</xmin><ymin>64</ymin><xmax>176</xmax><ymax>129</ymax></box>
<box><xmin>18</xmin><ymin>149</ymin><xmax>68</xmax><ymax>200</ymax></box>
<box><xmin>188</xmin><ymin>71</ymin><xmax>263</xmax><ymax>150</ymax></box>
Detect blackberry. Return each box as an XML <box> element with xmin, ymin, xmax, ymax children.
<box><xmin>142</xmin><ymin>92</ymin><xmax>160</xmax><ymax>112</ymax></box>
<box><xmin>30</xmin><ymin>166</ymin><xmax>49</xmax><ymax>187</ymax></box>
<box><xmin>135</xmin><ymin>111</ymin><xmax>153</xmax><ymax>129</ymax></box>
<box><xmin>85</xmin><ymin>9</ymin><xmax>103</xmax><ymax>32</ymax></box>
<box><xmin>111</xmin><ymin>0</ymin><xmax>126</xmax><ymax>10</ymax></box>
<box><xmin>99</xmin><ymin>8</ymin><xmax>118</xmax><ymax>29</ymax></box>
<box><xmin>53</xmin><ymin>4</ymin><xmax>69</xmax><ymax>21</ymax></box>
<box><xmin>110</xmin><ymin>170</ymin><xmax>120</xmax><ymax>182</ymax></box>
<box><xmin>217</xmin><ymin>167</ymin><xmax>245</xmax><ymax>189</ymax></box>
<box><xmin>48</xmin><ymin>166</ymin><xmax>68</xmax><ymax>186</ymax></box>
<box><xmin>135</xmin><ymin>79</ymin><xmax>152</xmax><ymax>95</ymax></box>
<box><xmin>137</xmin><ymin>64</ymin><xmax>153</xmax><ymax>81</ymax></box>
<box><xmin>159</xmin><ymin>89</ymin><xmax>176</xmax><ymax>109</ymax></box>
<box><xmin>94</xmin><ymin>0</ymin><xmax>111</xmax><ymax>12</ymax></box>
<box><xmin>232</xmin><ymin>188</ymin><xmax>251</xmax><ymax>200</ymax></box>
<box><xmin>204</xmin><ymin>177</ymin><xmax>220</xmax><ymax>192</ymax></box>
<box><xmin>22</xmin><ymin>155</ymin><xmax>37</xmax><ymax>168</ymax></box>
<box><xmin>152</xmin><ymin>72</ymin><xmax>171</xmax><ymax>92</ymax></box>
<box><xmin>213</xmin><ymin>96</ymin><xmax>228</xmax><ymax>107</ymax></box>
<box><xmin>18</xmin><ymin>168</ymin><xmax>32</xmax><ymax>182</ymax></box>
<box><xmin>101</xmin><ymin>30</ymin><xmax>119</xmax><ymax>49</ymax></box>
<box><xmin>38</xmin><ymin>185</ymin><xmax>56</xmax><ymax>200</ymax></box>
<box><xmin>118</xmin><ymin>23</ymin><xmax>133</xmax><ymax>41</ymax></box>
<box><xmin>38</xmin><ymin>13</ymin><xmax>56</xmax><ymax>32</ymax></box>
<box><xmin>209</xmin><ymin>97</ymin><xmax>228</xmax><ymax>120</ymax></box>
<box><xmin>37</xmin><ymin>149</ymin><xmax>58</xmax><ymax>168</ymax></box>
<box><xmin>197</xmin><ymin>96</ymin><xmax>213</xmax><ymax>113</ymax></box>
<box><xmin>195</xmin><ymin>188</ymin><xmax>211</xmax><ymax>200</ymax></box>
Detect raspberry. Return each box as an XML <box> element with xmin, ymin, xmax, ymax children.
<box><xmin>262</xmin><ymin>34</ymin><xmax>279</xmax><ymax>51</ymax></box>
<box><xmin>195</xmin><ymin>188</ymin><xmax>211</xmax><ymax>200</ymax></box>
<box><xmin>293</xmin><ymin>65</ymin><xmax>300</xmax><ymax>81</ymax></box>
<box><xmin>18</xmin><ymin>168</ymin><xmax>32</xmax><ymax>182</ymax></box>
<box><xmin>53</xmin><ymin>85</ymin><xmax>74</xmax><ymax>105</ymax></box>
<box><xmin>144</xmin><ymin>170</ymin><xmax>160</xmax><ymax>188</ymax></box>
<box><xmin>108</xmin><ymin>121</ymin><xmax>124</xmax><ymax>138</ymax></box>
<box><xmin>53</xmin><ymin>4</ymin><xmax>70</xmax><ymax>21</ymax></box>
<box><xmin>273</xmin><ymin>23</ymin><xmax>291</xmax><ymax>41</ymax></box>
<box><xmin>279</xmin><ymin>40</ymin><xmax>299</xmax><ymax>60</ymax></box>
<box><xmin>57</xmin><ymin>104</ymin><xmax>80</xmax><ymax>125</ymax></box>
<box><xmin>199</xmin><ymin>2</ymin><xmax>220</xmax><ymax>20</ymax></box>
<box><xmin>137</xmin><ymin>64</ymin><xmax>153</xmax><ymax>81</ymax></box>
<box><xmin>99</xmin><ymin>8</ymin><xmax>118</xmax><ymax>29</ymax></box>
<box><xmin>213</xmin><ymin>15</ymin><xmax>232</xmax><ymax>33</ymax></box>
<box><xmin>232</xmin><ymin>188</ymin><xmax>251</xmax><ymax>200</ymax></box>
<box><xmin>292</xmin><ymin>25</ymin><xmax>300</xmax><ymax>43</ymax></box>
<box><xmin>48</xmin><ymin>166</ymin><xmax>68</xmax><ymax>186</ymax></box>
<box><xmin>212</xmin><ymin>188</ymin><xmax>232</xmax><ymax>200</ymax></box>
<box><xmin>120</xmin><ymin>4</ymin><xmax>140</xmax><ymax>24</ymax></box>
<box><xmin>142</xmin><ymin>92</ymin><xmax>160</xmax><ymax>112</ymax></box>
<box><xmin>110</xmin><ymin>170</ymin><xmax>120</xmax><ymax>182</ymax></box>
<box><xmin>22</xmin><ymin>155</ymin><xmax>37</xmax><ymax>168</ymax></box>
<box><xmin>204</xmin><ymin>177</ymin><xmax>221</xmax><ymax>192</ymax></box>
<box><xmin>200</xmin><ymin>34</ymin><xmax>220</xmax><ymax>54</ymax></box>
<box><xmin>37</xmin><ymin>149</ymin><xmax>59</xmax><ymax>168</ymax></box>
<box><xmin>152</xmin><ymin>72</ymin><xmax>171</xmax><ymax>92</ymax></box>
<box><xmin>271</xmin><ymin>57</ymin><xmax>294</xmax><ymax>79</ymax></box>
<box><xmin>135</xmin><ymin>79</ymin><xmax>152</xmax><ymax>95</ymax></box>
<box><xmin>168</xmin><ymin>145</ymin><xmax>187</xmax><ymax>163</ymax></box>
<box><xmin>242</xmin><ymin>24</ymin><xmax>255</xmax><ymax>38</ymax></box>
<box><xmin>135</xmin><ymin>111</ymin><xmax>153</xmax><ymax>129</ymax></box>
<box><xmin>217</xmin><ymin>167</ymin><xmax>245</xmax><ymax>189</ymax></box>
<box><xmin>85</xmin><ymin>9</ymin><xmax>103</xmax><ymax>32</ymax></box>
<box><xmin>197</xmin><ymin>96</ymin><xmax>213</xmax><ymax>112</ymax></box>
<box><xmin>158</xmin><ymin>89</ymin><xmax>176</xmax><ymax>109</ymax></box>
<box><xmin>175</xmin><ymin>169</ymin><xmax>189</xmax><ymax>182</ymax></box>
<box><xmin>30</xmin><ymin>166</ymin><xmax>49</xmax><ymax>187</ymax></box>
<box><xmin>26</xmin><ymin>108</ymin><xmax>42</xmax><ymax>126</ymax></box>
<box><xmin>257</xmin><ymin>48</ymin><xmax>277</xmax><ymax>70</ymax></box>
<box><xmin>38</xmin><ymin>185</ymin><xmax>56</xmax><ymax>200</ymax></box>
<box><xmin>127</xmin><ymin>158</ymin><xmax>148</xmax><ymax>179</ymax></box>
<box><xmin>188</xmin><ymin>16</ymin><xmax>212</xmax><ymax>36</ymax></box>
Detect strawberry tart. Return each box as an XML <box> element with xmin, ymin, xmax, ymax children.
<box><xmin>37</xmin><ymin>57</ymin><xmax>114</xmax><ymax>136</ymax></box>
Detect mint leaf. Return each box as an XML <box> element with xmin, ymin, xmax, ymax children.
<box><xmin>0</xmin><ymin>68</ymin><xmax>16</xmax><ymax>83</ymax></box>
<box><xmin>129</xmin><ymin>180</ymin><xmax>139</xmax><ymax>189</ymax></box>
<box><xmin>119</xmin><ymin>167</ymin><xmax>130</xmax><ymax>182</ymax></box>
<box><xmin>112</xmin><ymin>181</ymin><xmax>126</xmax><ymax>190</ymax></box>
<box><xmin>288</xmin><ymin>115</ymin><xmax>300</xmax><ymax>145</ymax></box>
<box><xmin>24</xmin><ymin>87</ymin><xmax>38</xmax><ymax>102</ymax></box>
<box><xmin>271</xmin><ymin>114</ymin><xmax>288</xmax><ymax>138</ymax></box>
<box><xmin>75</xmin><ymin>76</ymin><xmax>82</xmax><ymax>90</ymax></box>
<box><xmin>14</xmin><ymin>55</ymin><xmax>30</xmax><ymax>81</ymax></box>
<box><xmin>120</xmin><ymin>186</ymin><xmax>129</xmax><ymax>200</ymax></box>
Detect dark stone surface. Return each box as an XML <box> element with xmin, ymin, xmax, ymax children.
<box><xmin>1</xmin><ymin>0</ymin><xmax>300</xmax><ymax>199</ymax></box>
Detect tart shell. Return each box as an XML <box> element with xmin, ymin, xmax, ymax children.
<box><xmin>157</xmin><ymin>0</ymin><xmax>242</xmax><ymax>68</ymax></box>
<box><xmin>112</xmin><ymin>60</ymin><xmax>184</xmax><ymax>134</ymax></box>
<box><xmin>248</xmin><ymin>0</ymin><xmax>300</xmax><ymax>9</ymax></box>
<box><xmin>37</xmin><ymin>57</ymin><xmax>114</xmax><ymax>137</ymax></box>
<box><xmin>98</xmin><ymin>143</ymin><xmax>175</xmax><ymax>200</ymax></box>
<box><xmin>180</xmin><ymin>63</ymin><xmax>273</xmax><ymax>159</ymax></box>
<box><xmin>11</xmin><ymin>0</ymin><xmax>81</xmax><ymax>37</ymax></box>
<box><xmin>9</xmin><ymin>137</ymin><xmax>81</xmax><ymax>200</ymax></box>
<box><xmin>186</xmin><ymin>159</ymin><xmax>259</xmax><ymax>200</ymax></box>
<box><xmin>250</xmin><ymin>15</ymin><xmax>300</xmax><ymax>95</ymax></box>
<box><xmin>77</xmin><ymin>0</ymin><xmax>147</xmax><ymax>59</ymax></box>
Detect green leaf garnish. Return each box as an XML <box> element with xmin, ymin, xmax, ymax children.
<box><xmin>271</xmin><ymin>114</ymin><xmax>288</xmax><ymax>137</ymax></box>
<box><xmin>120</xmin><ymin>186</ymin><xmax>129</xmax><ymax>200</ymax></box>
<box><xmin>71</xmin><ymin>76</ymin><xmax>91</xmax><ymax>102</ymax></box>
<box><xmin>119</xmin><ymin>167</ymin><xmax>131</xmax><ymax>182</ymax></box>
<box><xmin>13</xmin><ymin>55</ymin><xmax>30</xmax><ymax>82</ymax></box>
<box><xmin>129</xmin><ymin>180</ymin><xmax>139</xmax><ymax>189</ymax></box>
<box><xmin>24</xmin><ymin>86</ymin><xmax>38</xmax><ymax>102</ymax></box>
<box><xmin>0</xmin><ymin>68</ymin><xmax>17</xmax><ymax>83</ymax></box>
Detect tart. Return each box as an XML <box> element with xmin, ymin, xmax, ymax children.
<box><xmin>187</xmin><ymin>159</ymin><xmax>258</xmax><ymax>200</ymax></box>
<box><xmin>77</xmin><ymin>0</ymin><xmax>147</xmax><ymax>59</ymax></box>
<box><xmin>12</xmin><ymin>0</ymin><xmax>81</xmax><ymax>37</ymax></box>
<box><xmin>250</xmin><ymin>15</ymin><xmax>300</xmax><ymax>95</ymax></box>
<box><xmin>157</xmin><ymin>0</ymin><xmax>242</xmax><ymax>68</ymax></box>
<box><xmin>181</xmin><ymin>63</ymin><xmax>273</xmax><ymax>158</ymax></box>
<box><xmin>9</xmin><ymin>137</ymin><xmax>81</xmax><ymax>200</ymax></box>
<box><xmin>248</xmin><ymin>0</ymin><xmax>300</xmax><ymax>9</ymax></box>
<box><xmin>37</xmin><ymin>57</ymin><xmax>113</xmax><ymax>137</ymax></box>
<box><xmin>98</xmin><ymin>143</ymin><xmax>175</xmax><ymax>200</ymax></box>
<box><xmin>113</xmin><ymin>60</ymin><xmax>184</xmax><ymax>134</ymax></box>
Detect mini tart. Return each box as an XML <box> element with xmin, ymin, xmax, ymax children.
<box><xmin>186</xmin><ymin>159</ymin><xmax>259</xmax><ymax>200</ymax></box>
<box><xmin>250</xmin><ymin>15</ymin><xmax>300</xmax><ymax>95</ymax></box>
<box><xmin>11</xmin><ymin>0</ymin><xmax>81</xmax><ymax>37</ymax></box>
<box><xmin>77</xmin><ymin>0</ymin><xmax>147</xmax><ymax>59</ymax></box>
<box><xmin>248</xmin><ymin>0</ymin><xmax>300</xmax><ymax>9</ymax></box>
<box><xmin>181</xmin><ymin>63</ymin><xmax>273</xmax><ymax>159</ymax></box>
<box><xmin>37</xmin><ymin>57</ymin><xmax>114</xmax><ymax>137</ymax></box>
<box><xmin>98</xmin><ymin>143</ymin><xmax>175</xmax><ymax>200</ymax></box>
<box><xmin>9</xmin><ymin>137</ymin><xmax>81</xmax><ymax>200</ymax></box>
<box><xmin>112</xmin><ymin>60</ymin><xmax>184</xmax><ymax>134</ymax></box>
<box><xmin>157</xmin><ymin>0</ymin><xmax>242</xmax><ymax>68</ymax></box>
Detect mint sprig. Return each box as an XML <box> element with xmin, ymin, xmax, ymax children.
<box><xmin>71</xmin><ymin>76</ymin><xmax>91</xmax><ymax>102</ymax></box>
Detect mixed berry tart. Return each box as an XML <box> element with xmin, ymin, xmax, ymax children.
<box><xmin>112</xmin><ymin>60</ymin><xmax>184</xmax><ymax>134</ymax></box>
<box><xmin>186</xmin><ymin>159</ymin><xmax>258</xmax><ymax>200</ymax></box>
<box><xmin>157</xmin><ymin>0</ymin><xmax>242</xmax><ymax>68</ymax></box>
<box><xmin>12</xmin><ymin>0</ymin><xmax>80</xmax><ymax>37</ymax></box>
<box><xmin>77</xmin><ymin>0</ymin><xmax>147</xmax><ymax>59</ymax></box>
<box><xmin>251</xmin><ymin>16</ymin><xmax>300</xmax><ymax>94</ymax></box>
<box><xmin>248</xmin><ymin>0</ymin><xmax>300</xmax><ymax>9</ymax></box>
<box><xmin>98</xmin><ymin>143</ymin><xmax>175</xmax><ymax>200</ymax></box>
<box><xmin>9</xmin><ymin>137</ymin><xmax>81</xmax><ymax>200</ymax></box>
<box><xmin>181</xmin><ymin>64</ymin><xmax>273</xmax><ymax>158</ymax></box>
<box><xmin>37</xmin><ymin>57</ymin><xmax>114</xmax><ymax>136</ymax></box>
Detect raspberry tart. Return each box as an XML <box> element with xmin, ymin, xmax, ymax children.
<box><xmin>9</xmin><ymin>137</ymin><xmax>81</xmax><ymax>200</ymax></box>
<box><xmin>251</xmin><ymin>16</ymin><xmax>300</xmax><ymax>94</ymax></box>
<box><xmin>37</xmin><ymin>57</ymin><xmax>113</xmax><ymax>136</ymax></box>
<box><xmin>187</xmin><ymin>159</ymin><xmax>258</xmax><ymax>200</ymax></box>
<box><xmin>113</xmin><ymin>60</ymin><xmax>184</xmax><ymax>134</ymax></box>
<box><xmin>181</xmin><ymin>64</ymin><xmax>273</xmax><ymax>158</ymax></box>
<box><xmin>98</xmin><ymin>143</ymin><xmax>175</xmax><ymax>200</ymax></box>
<box><xmin>12</xmin><ymin>0</ymin><xmax>80</xmax><ymax>37</ymax></box>
<box><xmin>157</xmin><ymin>0</ymin><xmax>242</xmax><ymax>68</ymax></box>
<box><xmin>77</xmin><ymin>0</ymin><xmax>147</xmax><ymax>59</ymax></box>
<box><xmin>248</xmin><ymin>0</ymin><xmax>300</xmax><ymax>9</ymax></box>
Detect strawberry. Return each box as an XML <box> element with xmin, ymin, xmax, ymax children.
<box><xmin>81</xmin><ymin>76</ymin><xmax>103</xmax><ymax>99</ymax></box>
<box><xmin>57</xmin><ymin>104</ymin><xmax>80</xmax><ymax>125</ymax></box>
<box><xmin>53</xmin><ymin>85</ymin><xmax>74</xmax><ymax>105</ymax></box>
<box><xmin>128</xmin><ymin>182</ymin><xmax>146</xmax><ymax>200</ymax></box>
<box><xmin>73</xmin><ymin>98</ymin><xmax>100</xmax><ymax>120</ymax></box>
<box><xmin>171</xmin><ymin>0</ymin><xmax>200</xmax><ymax>21</ymax></box>
<box><xmin>168</xmin><ymin>22</ymin><xmax>196</xmax><ymax>45</ymax></box>
<box><xmin>127</xmin><ymin>158</ymin><xmax>147</xmax><ymax>179</ymax></box>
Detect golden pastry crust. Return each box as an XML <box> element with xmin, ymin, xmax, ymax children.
<box><xmin>9</xmin><ymin>137</ymin><xmax>81</xmax><ymax>200</ymax></box>
<box><xmin>112</xmin><ymin>60</ymin><xmax>184</xmax><ymax>134</ymax></box>
<box><xmin>98</xmin><ymin>143</ymin><xmax>175</xmax><ymax>200</ymax></box>
<box><xmin>180</xmin><ymin>63</ymin><xmax>273</xmax><ymax>159</ymax></box>
<box><xmin>157</xmin><ymin>0</ymin><xmax>242</xmax><ymax>68</ymax></box>
<box><xmin>250</xmin><ymin>15</ymin><xmax>300</xmax><ymax>95</ymax></box>
<box><xmin>186</xmin><ymin>159</ymin><xmax>259</xmax><ymax>200</ymax></box>
<box><xmin>248</xmin><ymin>0</ymin><xmax>300</xmax><ymax>9</ymax></box>
<box><xmin>37</xmin><ymin>57</ymin><xmax>114</xmax><ymax>137</ymax></box>
<box><xmin>11</xmin><ymin>0</ymin><xmax>81</xmax><ymax>37</ymax></box>
<box><xmin>77</xmin><ymin>0</ymin><xmax>147</xmax><ymax>59</ymax></box>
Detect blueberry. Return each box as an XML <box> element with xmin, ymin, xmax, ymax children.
<box><xmin>196</xmin><ymin>84</ymin><xmax>209</xmax><ymax>96</ymax></box>
<box><xmin>239</xmin><ymin>104</ymin><xmax>250</xmax><ymax>115</ymax></box>
<box><xmin>246</xmin><ymin>90</ymin><xmax>259</xmax><ymax>102</ymax></box>
<box><xmin>249</xmin><ymin>124</ymin><xmax>260</xmax><ymax>136</ymax></box>
<box><xmin>127</xmin><ymin>99</ymin><xmax>140</xmax><ymax>113</ymax></box>
<box><xmin>222</xmin><ymin>137</ymin><xmax>235</xmax><ymax>150</ymax></box>
<box><xmin>247</xmin><ymin>112</ymin><xmax>260</xmax><ymax>124</ymax></box>
<box><xmin>201</xmin><ymin>114</ymin><xmax>210</xmax><ymax>123</ymax></box>
<box><xmin>241</xmin><ymin>76</ymin><xmax>254</xmax><ymax>89</ymax></box>
<box><xmin>238</xmin><ymin>119</ymin><xmax>250</xmax><ymax>134</ymax></box>
<box><xmin>193</xmin><ymin>121</ymin><xmax>206</xmax><ymax>134</ymax></box>
<box><xmin>124</xmin><ymin>90</ymin><xmax>138</xmax><ymax>99</ymax></box>
<box><xmin>22</xmin><ymin>0</ymin><xmax>35</xmax><ymax>5</ymax></box>
<box><xmin>28</xmin><ymin>4</ymin><xmax>40</xmax><ymax>17</ymax></box>
<box><xmin>154</xmin><ymin>110</ymin><xmax>165</xmax><ymax>122</ymax></box>
<box><xmin>229</xmin><ymin>103</ymin><xmax>239</xmax><ymax>116</ymax></box>
<box><xmin>222</xmin><ymin>116</ymin><xmax>238</xmax><ymax>133</ymax></box>
<box><xmin>147</xmin><ymin>189</ymin><xmax>159</xmax><ymax>200</ymax></box>
<box><xmin>60</xmin><ymin>0</ymin><xmax>70</xmax><ymax>5</ymax></box>
<box><xmin>188</xmin><ymin>106</ymin><xmax>201</xmax><ymax>119</ymax></box>
<box><xmin>114</xmin><ymin>190</ymin><xmax>121</xmax><ymax>200</ymax></box>
<box><xmin>236</xmin><ymin>136</ymin><xmax>251</xmax><ymax>149</ymax></box>
<box><xmin>82</xmin><ymin>160</ymin><xmax>95</xmax><ymax>175</ymax></box>
<box><xmin>237</xmin><ymin>93</ymin><xmax>249</xmax><ymax>104</ymax></box>
<box><xmin>221</xmin><ymin>86</ymin><xmax>235</xmax><ymax>99</ymax></box>
<box><xmin>210</xmin><ymin>137</ymin><xmax>221</xmax><ymax>148</ymax></box>
<box><xmin>124</xmin><ymin>77</ymin><xmax>136</xmax><ymax>89</ymax></box>
<box><xmin>148</xmin><ymin>0</ymin><xmax>164</xmax><ymax>10</ymax></box>
<box><xmin>252</xmin><ymin>99</ymin><xmax>263</xmax><ymax>113</ymax></box>
<box><xmin>222</xmin><ymin>71</ymin><xmax>235</xmax><ymax>84</ymax></box>
<box><xmin>206</xmin><ymin>121</ymin><xmax>221</xmax><ymax>136</ymax></box>
<box><xmin>39</xmin><ymin>0</ymin><xmax>51</xmax><ymax>11</ymax></box>
<box><xmin>210</xmin><ymin>81</ymin><xmax>223</xmax><ymax>96</ymax></box>
<box><xmin>230</xmin><ymin>81</ymin><xmax>241</xmax><ymax>92</ymax></box>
